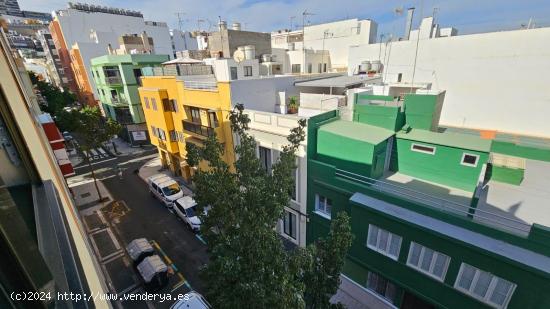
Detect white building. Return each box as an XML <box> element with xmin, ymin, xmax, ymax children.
<box><xmin>348</xmin><ymin>16</ymin><xmax>550</xmax><ymax>138</ymax></box>
<box><xmin>271</xmin><ymin>18</ymin><xmax>377</xmax><ymax>74</ymax></box>
<box><xmin>52</xmin><ymin>4</ymin><xmax>174</xmax><ymax>100</ymax></box>
<box><xmin>170</xmin><ymin>29</ymin><xmax>199</xmax><ymax>57</ymax></box>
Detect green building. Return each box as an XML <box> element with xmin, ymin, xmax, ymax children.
<box><xmin>307</xmin><ymin>91</ymin><xmax>550</xmax><ymax>309</ymax></box>
<box><xmin>90</xmin><ymin>54</ymin><xmax>169</xmax><ymax>143</ymax></box>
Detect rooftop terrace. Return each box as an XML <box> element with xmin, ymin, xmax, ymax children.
<box><xmin>397</xmin><ymin>128</ymin><xmax>492</xmax><ymax>152</ymax></box>
<box><xmin>319</xmin><ymin>120</ymin><xmax>394</xmax><ymax>145</ymax></box>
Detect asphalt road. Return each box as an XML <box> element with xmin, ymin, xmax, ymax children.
<box><xmin>72</xmin><ymin>149</ymin><xmax>209</xmax><ymax>298</ymax></box>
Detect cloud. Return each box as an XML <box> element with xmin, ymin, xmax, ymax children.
<box><xmin>16</xmin><ymin>0</ymin><xmax>550</xmax><ymax>35</ymax></box>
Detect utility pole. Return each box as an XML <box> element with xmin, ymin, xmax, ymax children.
<box><xmin>175</xmin><ymin>12</ymin><xmax>185</xmax><ymax>32</ymax></box>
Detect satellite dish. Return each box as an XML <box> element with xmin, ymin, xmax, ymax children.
<box><xmin>233</xmin><ymin>49</ymin><xmax>245</xmax><ymax>63</ymax></box>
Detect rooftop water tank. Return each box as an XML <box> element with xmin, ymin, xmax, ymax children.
<box><xmin>232</xmin><ymin>22</ymin><xmax>241</xmax><ymax>31</ymax></box>
<box><xmin>359</xmin><ymin>61</ymin><xmax>371</xmax><ymax>73</ymax></box>
<box><xmin>218</xmin><ymin>20</ymin><xmax>227</xmax><ymax>31</ymax></box>
<box><xmin>261</xmin><ymin>54</ymin><xmax>272</xmax><ymax>62</ymax></box>
<box><xmin>370</xmin><ymin>60</ymin><xmax>381</xmax><ymax>72</ymax></box>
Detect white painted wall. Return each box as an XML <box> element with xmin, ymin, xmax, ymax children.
<box><xmin>230</xmin><ymin>76</ymin><xmax>297</xmax><ymax>112</ymax></box>
<box><xmin>348</xmin><ymin>27</ymin><xmax>550</xmax><ymax>138</ymax></box>
<box><xmin>205</xmin><ymin>58</ymin><xmax>260</xmax><ymax>81</ymax></box>
<box><xmin>244</xmin><ymin>109</ymin><xmax>308</xmax><ymax>247</ymax></box>
<box><xmin>54</xmin><ymin>8</ymin><xmax>173</xmax><ymax>99</ymax></box>
<box><xmin>171</xmin><ymin>29</ymin><xmax>199</xmax><ymax>53</ymax></box>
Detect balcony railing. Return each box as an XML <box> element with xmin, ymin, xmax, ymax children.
<box><xmin>110</xmin><ymin>96</ymin><xmax>128</xmax><ymax>105</ymax></box>
<box><xmin>184</xmin><ymin>81</ymin><xmax>218</xmax><ymax>91</ymax></box>
<box><xmin>183</xmin><ymin>120</ymin><xmax>214</xmax><ymax>138</ymax></box>
<box><xmin>333</xmin><ymin>168</ymin><xmax>532</xmax><ymax>235</ymax></box>
<box><xmin>105</xmin><ymin>75</ymin><xmax>122</xmax><ymax>85</ymax></box>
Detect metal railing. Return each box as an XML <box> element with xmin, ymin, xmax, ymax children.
<box><xmin>105</xmin><ymin>75</ymin><xmax>122</xmax><ymax>85</ymax></box>
<box><xmin>184</xmin><ymin>81</ymin><xmax>218</xmax><ymax>91</ymax></box>
<box><xmin>182</xmin><ymin>120</ymin><xmax>214</xmax><ymax>137</ymax></box>
<box><xmin>334</xmin><ymin>168</ymin><xmax>531</xmax><ymax>234</ymax></box>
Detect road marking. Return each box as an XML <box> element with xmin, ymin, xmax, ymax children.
<box><xmin>73</xmin><ymin>157</ymin><xmax>117</xmax><ymax>170</ymax></box>
<box><xmin>151</xmin><ymin>240</ymin><xmax>190</xmax><ymax>290</ymax></box>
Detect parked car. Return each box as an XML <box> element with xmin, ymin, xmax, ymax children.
<box><xmin>170</xmin><ymin>291</ymin><xmax>211</xmax><ymax>309</ymax></box>
<box><xmin>126</xmin><ymin>238</ymin><xmax>155</xmax><ymax>266</ymax></box>
<box><xmin>62</xmin><ymin>131</ymin><xmax>73</xmax><ymax>141</ymax></box>
<box><xmin>136</xmin><ymin>255</ymin><xmax>169</xmax><ymax>291</ymax></box>
<box><xmin>174</xmin><ymin>196</ymin><xmax>202</xmax><ymax>232</ymax></box>
<box><xmin>147</xmin><ymin>174</ymin><xmax>184</xmax><ymax>208</ymax></box>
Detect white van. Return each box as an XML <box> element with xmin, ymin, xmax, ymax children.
<box><xmin>174</xmin><ymin>196</ymin><xmax>202</xmax><ymax>232</ymax></box>
<box><xmin>147</xmin><ymin>174</ymin><xmax>184</xmax><ymax>208</ymax></box>
<box><xmin>170</xmin><ymin>291</ymin><xmax>210</xmax><ymax>309</ymax></box>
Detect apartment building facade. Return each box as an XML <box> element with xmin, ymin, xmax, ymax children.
<box><xmin>91</xmin><ymin>53</ymin><xmax>168</xmax><ymax>144</ymax></box>
<box><xmin>49</xmin><ymin>3</ymin><xmax>174</xmax><ymax>106</ymax></box>
<box><xmin>0</xmin><ymin>26</ymin><xmax>109</xmax><ymax>307</ymax></box>
<box><xmin>307</xmin><ymin>92</ymin><xmax>550</xmax><ymax>308</ymax></box>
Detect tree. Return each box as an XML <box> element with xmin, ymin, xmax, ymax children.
<box><xmin>59</xmin><ymin>107</ymin><xmax>121</xmax><ymax>201</ymax></box>
<box><xmin>186</xmin><ymin>104</ymin><xmax>353</xmax><ymax>308</ymax></box>
<box><xmin>28</xmin><ymin>71</ymin><xmax>76</xmax><ymax>116</ymax></box>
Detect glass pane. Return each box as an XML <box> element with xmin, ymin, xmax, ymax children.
<box><xmin>432</xmin><ymin>254</ymin><xmax>448</xmax><ymax>278</ymax></box>
<box><xmin>366</xmin><ymin>272</ymin><xmax>377</xmax><ymax>290</ymax></box>
<box><xmin>420</xmin><ymin>248</ymin><xmax>434</xmax><ymax>272</ymax></box>
<box><xmin>458</xmin><ymin>265</ymin><xmax>476</xmax><ymax>290</ymax></box>
<box><xmin>375</xmin><ymin>274</ymin><xmax>387</xmax><ymax>295</ymax></box>
<box><xmin>408</xmin><ymin>243</ymin><xmax>421</xmax><ymax>266</ymax></box>
<box><xmin>385</xmin><ymin>281</ymin><xmax>397</xmax><ymax>304</ymax></box>
<box><xmin>388</xmin><ymin>235</ymin><xmax>401</xmax><ymax>258</ymax></box>
<box><xmin>378</xmin><ymin>230</ymin><xmax>389</xmax><ymax>251</ymax></box>
<box><xmin>367</xmin><ymin>226</ymin><xmax>378</xmax><ymax>247</ymax></box>
<box><xmin>473</xmin><ymin>272</ymin><xmax>492</xmax><ymax>298</ymax></box>
<box><xmin>284</xmin><ymin>213</ymin><xmax>289</xmax><ymax>235</ymax></box>
<box><xmin>489</xmin><ymin>279</ymin><xmax>512</xmax><ymax>306</ymax></box>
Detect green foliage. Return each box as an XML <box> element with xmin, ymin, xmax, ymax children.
<box><xmin>289</xmin><ymin>96</ymin><xmax>299</xmax><ymax>109</ymax></box>
<box><xmin>28</xmin><ymin>71</ymin><xmax>76</xmax><ymax>116</ymax></box>
<box><xmin>187</xmin><ymin>104</ymin><xmax>352</xmax><ymax>309</ymax></box>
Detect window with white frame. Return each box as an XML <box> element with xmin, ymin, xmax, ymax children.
<box><xmin>411</xmin><ymin>143</ymin><xmax>436</xmax><ymax>155</ymax></box>
<box><xmin>407</xmin><ymin>242</ymin><xmax>450</xmax><ymax>281</ymax></box>
<box><xmin>366</xmin><ymin>271</ymin><xmax>398</xmax><ymax>305</ymax></box>
<box><xmin>315</xmin><ymin>194</ymin><xmax>332</xmax><ymax>218</ymax></box>
<box><xmin>244</xmin><ymin>66</ymin><xmax>253</xmax><ymax>77</ymax></box>
<box><xmin>366</xmin><ymin>225</ymin><xmax>402</xmax><ymax>260</ymax></box>
<box><xmin>283</xmin><ymin>210</ymin><xmax>297</xmax><ymax>239</ymax></box>
<box><xmin>455</xmin><ymin>263</ymin><xmax>516</xmax><ymax>309</ymax></box>
<box><xmin>461</xmin><ymin>153</ymin><xmax>479</xmax><ymax>167</ymax></box>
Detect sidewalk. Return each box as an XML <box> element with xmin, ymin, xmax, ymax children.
<box><xmin>106</xmin><ymin>137</ymin><xmax>153</xmax><ymax>157</ymax></box>
<box><xmin>138</xmin><ymin>157</ymin><xmax>194</xmax><ymax>196</ymax></box>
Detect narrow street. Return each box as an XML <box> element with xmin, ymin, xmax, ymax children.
<box><xmin>68</xmin><ymin>148</ymin><xmax>208</xmax><ymax>307</ymax></box>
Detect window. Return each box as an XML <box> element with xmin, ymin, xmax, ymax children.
<box><xmin>407</xmin><ymin>242</ymin><xmax>450</xmax><ymax>281</ymax></box>
<box><xmin>151</xmin><ymin>125</ymin><xmax>157</xmax><ymax>137</ymax></box>
<box><xmin>315</xmin><ymin>194</ymin><xmax>332</xmax><ymax>218</ymax></box>
<box><xmin>169</xmin><ymin>99</ymin><xmax>179</xmax><ymax>113</ymax></box>
<box><xmin>169</xmin><ymin>130</ymin><xmax>177</xmax><ymax>141</ymax></box>
<box><xmin>151</xmin><ymin>98</ymin><xmax>157</xmax><ymax>111</ymax></box>
<box><xmin>144</xmin><ymin>97</ymin><xmax>150</xmax><ymax>109</ymax></box>
<box><xmin>291</xmin><ymin>64</ymin><xmax>301</xmax><ymax>73</ymax></box>
<box><xmin>230</xmin><ymin>66</ymin><xmax>238</xmax><ymax>80</ymax></box>
<box><xmin>461</xmin><ymin>153</ymin><xmax>479</xmax><ymax>167</ymax></box>
<box><xmin>258</xmin><ymin>146</ymin><xmax>272</xmax><ymax>173</ymax></box>
<box><xmin>323</xmin><ymin>63</ymin><xmax>327</xmax><ymax>73</ymax></box>
<box><xmin>208</xmin><ymin>111</ymin><xmax>219</xmax><ymax>128</ymax></box>
<box><xmin>397</xmin><ymin>73</ymin><xmax>403</xmax><ymax>82</ymax></box>
<box><xmin>283</xmin><ymin>210</ymin><xmax>296</xmax><ymax>239</ymax></box>
<box><xmin>307</xmin><ymin>63</ymin><xmax>312</xmax><ymax>73</ymax></box>
<box><xmin>244</xmin><ymin>66</ymin><xmax>253</xmax><ymax>77</ymax></box>
<box><xmin>162</xmin><ymin>99</ymin><xmax>171</xmax><ymax>112</ymax></box>
<box><xmin>366</xmin><ymin>272</ymin><xmax>397</xmax><ymax>304</ymax></box>
<box><xmin>158</xmin><ymin>129</ymin><xmax>166</xmax><ymax>141</ymax></box>
<box><xmin>318</xmin><ymin>63</ymin><xmax>322</xmax><ymax>73</ymax></box>
<box><xmin>455</xmin><ymin>263</ymin><xmax>516</xmax><ymax>309</ymax></box>
<box><xmin>110</xmin><ymin>90</ymin><xmax>117</xmax><ymax>100</ymax></box>
<box><xmin>411</xmin><ymin>143</ymin><xmax>436</xmax><ymax>155</ymax></box>
<box><xmin>133</xmin><ymin>68</ymin><xmax>142</xmax><ymax>85</ymax></box>
<box><xmin>186</xmin><ymin>107</ymin><xmax>201</xmax><ymax>123</ymax></box>
<box><xmin>366</xmin><ymin>225</ymin><xmax>402</xmax><ymax>260</ymax></box>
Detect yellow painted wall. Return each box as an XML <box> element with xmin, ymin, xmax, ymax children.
<box><xmin>138</xmin><ymin>76</ymin><xmax>236</xmax><ymax>177</ymax></box>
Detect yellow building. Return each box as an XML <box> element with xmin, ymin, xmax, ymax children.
<box><xmin>138</xmin><ymin>75</ymin><xmax>235</xmax><ymax>181</ymax></box>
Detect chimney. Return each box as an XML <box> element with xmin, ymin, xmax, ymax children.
<box><xmin>405</xmin><ymin>7</ymin><xmax>415</xmax><ymax>40</ymax></box>
<box><xmin>107</xmin><ymin>43</ymin><xmax>114</xmax><ymax>55</ymax></box>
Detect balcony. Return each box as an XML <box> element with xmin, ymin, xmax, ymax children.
<box><xmin>182</xmin><ymin>120</ymin><xmax>214</xmax><ymax>138</ymax></box>
<box><xmin>105</xmin><ymin>75</ymin><xmax>122</xmax><ymax>85</ymax></box>
<box><xmin>110</xmin><ymin>96</ymin><xmax>128</xmax><ymax>105</ymax></box>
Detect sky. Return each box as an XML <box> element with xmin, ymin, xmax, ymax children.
<box><xmin>17</xmin><ymin>0</ymin><xmax>550</xmax><ymax>37</ymax></box>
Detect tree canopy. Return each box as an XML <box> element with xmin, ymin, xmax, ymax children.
<box><xmin>28</xmin><ymin>71</ymin><xmax>76</xmax><ymax>116</ymax></box>
<box><xmin>186</xmin><ymin>104</ymin><xmax>353</xmax><ymax>309</ymax></box>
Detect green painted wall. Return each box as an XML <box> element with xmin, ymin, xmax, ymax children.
<box><xmin>404</xmin><ymin>93</ymin><xmax>444</xmax><ymax>131</ymax></box>
<box><xmin>393</xmin><ymin>138</ymin><xmax>488</xmax><ymax>192</ymax></box>
<box><xmin>90</xmin><ymin>54</ymin><xmax>168</xmax><ymax>124</ymax></box>
<box><xmin>354</xmin><ymin>104</ymin><xmax>405</xmax><ymax>131</ymax></box>
<box><xmin>490</xmin><ymin>165</ymin><xmax>524</xmax><ymax>185</ymax></box>
<box><xmin>491</xmin><ymin>141</ymin><xmax>550</xmax><ymax>162</ymax></box>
